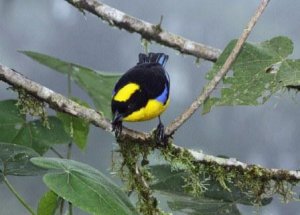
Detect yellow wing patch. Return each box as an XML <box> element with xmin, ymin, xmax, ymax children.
<box><xmin>123</xmin><ymin>98</ymin><xmax>170</xmax><ymax>122</ymax></box>
<box><xmin>113</xmin><ymin>83</ymin><xmax>140</xmax><ymax>102</ymax></box>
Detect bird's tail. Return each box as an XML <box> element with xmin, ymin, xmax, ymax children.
<box><xmin>149</xmin><ymin>53</ymin><xmax>169</xmax><ymax>67</ymax></box>
<box><xmin>138</xmin><ymin>53</ymin><xmax>169</xmax><ymax>67</ymax></box>
<box><xmin>138</xmin><ymin>53</ymin><xmax>148</xmax><ymax>64</ymax></box>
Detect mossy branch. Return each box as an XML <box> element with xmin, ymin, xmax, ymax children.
<box><xmin>162</xmin><ymin>144</ymin><xmax>299</xmax><ymax>203</ymax></box>
<box><xmin>117</xmin><ymin>141</ymin><xmax>161</xmax><ymax>214</ymax></box>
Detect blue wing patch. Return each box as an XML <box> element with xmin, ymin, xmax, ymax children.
<box><xmin>155</xmin><ymin>85</ymin><xmax>169</xmax><ymax>104</ymax></box>
<box><xmin>157</xmin><ymin>54</ymin><xmax>168</xmax><ymax>67</ymax></box>
<box><xmin>148</xmin><ymin>53</ymin><xmax>169</xmax><ymax>67</ymax></box>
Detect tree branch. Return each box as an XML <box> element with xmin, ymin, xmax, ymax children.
<box><xmin>172</xmin><ymin>144</ymin><xmax>300</xmax><ymax>181</ymax></box>
<box><xmin>0</xmin><ymin>65</ymin><xmax>150</xmax><ymax>140</ymax></box>
<box><xmin>65</xmin><ymin>0</ymin><xmax>221</xmax><ymax>62</ymax></box>
<box><xmin>1</xmin><ymin>64</ymin><xmax>300</xmax><ymax>182</ymax></box>
<box><xmin>165</xmin><ymin>0</ymin><xmax>270</xmax><ymax>135</ymax></box>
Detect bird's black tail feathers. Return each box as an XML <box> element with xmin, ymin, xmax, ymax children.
<box><xmin>138</xmin><ymin>53</ymin><xmax>169</xmax><ymax>67</ymax></box>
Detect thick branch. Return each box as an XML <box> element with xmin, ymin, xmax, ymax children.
<box><xmin>1</xmin><ymin>64</ymin><xmax>300</xmax><ymax>182</ymax></box>
<box><xmin>174</xmin><ymin>145</ymin><xmax>300</xmax><ymax>181</ymax></box>
<box><xmin>165</xmin><ymin>0</ymin><xmax>270</xmax><ymax>135</ymax></box>
<box><xmin>0</xmin><ymin>65</ymin><xmax>148</xmax><ymax>141</ymax></box>
<box><xmin>65</xmin><ymin>0</ymin><xmax>221</xmax><ymax>62</ymax></box>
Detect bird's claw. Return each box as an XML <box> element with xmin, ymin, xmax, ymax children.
<box><xmin>112</xmin><ymin>121</ymin><xmax>122</xmax><ymax>138</ymax></box>
<box><xmin>155</xmin><ymin>122</ymin><xmax>167</xmax><ymax>145</ymax></box>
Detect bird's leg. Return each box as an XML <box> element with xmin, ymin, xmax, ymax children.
<box><xmin>155</xmin><ymin>116</ymin><xmax>166</xmax><ymax>144</ymax></box>
<box><xmin>112</xmin><ymin>121</ymin><xmax>123</xmax><ymax>138</ymax></box>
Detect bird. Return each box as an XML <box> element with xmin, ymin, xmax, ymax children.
<box><xmin>111</xmin><ymin>52</ymin><xmax>170</xmax><ymax>143</ymax></box>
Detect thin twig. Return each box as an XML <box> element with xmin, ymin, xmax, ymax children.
<box><xmin>50</xmin><ymin>147</ymin><xmax>64</xmax><ymax>158</ymax></box>
<box><xmin>165</xmin><ymin>0</ymin><xmax>270</xmax><ymax>135</ymax></box>
<box><xmin>68</xmin><ymin>202</ymin><xmax>73</xmax><ymax>215</ymax></box>
<box><xmin>65</xmin><ymin>0</ymin><xmax>221</xmax><ymax>62</ymax></box>
<box><xmin>4</xmin><ymin>177</ymin><xmax>36</xmax><ymax>215</ymax></box>
<box><xmin>60</xmin><ymin>200</ymin><xmax>64</xmax><ymax>215</ymax></box>
<box><xmin>135</xmin><ymin>164</ymin><xmax>149</xmax><ymax>190</ymax></box>
<box><xmin>66</xmin><ymin>65</ymin><xmax>73</xmax><ymax>160</ymax></box>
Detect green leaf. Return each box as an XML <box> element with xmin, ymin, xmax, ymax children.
<box><xmin>150</xmin><ymin>164</ymin><xmax>272</xmax><ymax>206</ymax></box>
<box><xmin>0</xmin><ymin>142</ymin><xmax>44</xmax><ymax>177</ymax></box>
<box><xmin>0</xmin><ymin>100</ymin><xmax>71</xmax><ymax>154</ymax></box>
<box><xmin>203</xmin><ymin>36</ymin><xmax>294</xmax><ymax>114</ymax></box>
<box><xmin>31</xmin><ymin>158</ymin><xmax>138</xmax><ymax>215</ymax></box>
<box><xmin>163</xmin><ymin>193</ymin><xmax>241</xmax><ymax>215</ymax></box>
<box><xmin>276</xmin><ymin>59</ymin><xmax>300</xmax><ymax>86</ymax></box>
<box><xmin>37</xmin><ymin>190</ymin><xmax>60</xmax><ymax>215</ymax></box>
<box><xmin>57</xmin><ymin>98</ymin><xmax>90</xmax><ymax>150</ymax></box>
<box><xmin>21</xmin><ymin>51</ymin><xmax>121</xmax><ymax>119</ymax></box>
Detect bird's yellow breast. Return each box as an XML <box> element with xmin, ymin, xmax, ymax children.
<box><xmin>123</xmin><ymin>98</ymin><xmax>170</xmax><ymax>122</ymax></box>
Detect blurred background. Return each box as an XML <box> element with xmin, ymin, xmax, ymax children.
<box><xmin>1</xmin><ymin>0</ymin><xmax>300</xmax><ymax>214</ymax></box>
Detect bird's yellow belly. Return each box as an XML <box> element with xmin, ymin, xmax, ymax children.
<box><xmin>123</xmin><ymin>98</ymin><xmax>170</xmax><ymax>122</ymax></box>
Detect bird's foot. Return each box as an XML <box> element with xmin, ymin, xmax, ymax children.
<box><xmin>155</xmin><ymin>122</ymin><xmax>167</xmax><ymax>146</ymax></box>
<box><xmin>112</xmin><ymin>121</ymin><xmax>122</xmax><ymax>138</ymax></box>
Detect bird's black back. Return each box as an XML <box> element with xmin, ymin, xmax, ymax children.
<box><xmin>112</xmin><ymin>53</ymin><xmax>170</xmax><ymax>120</ymax></box>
